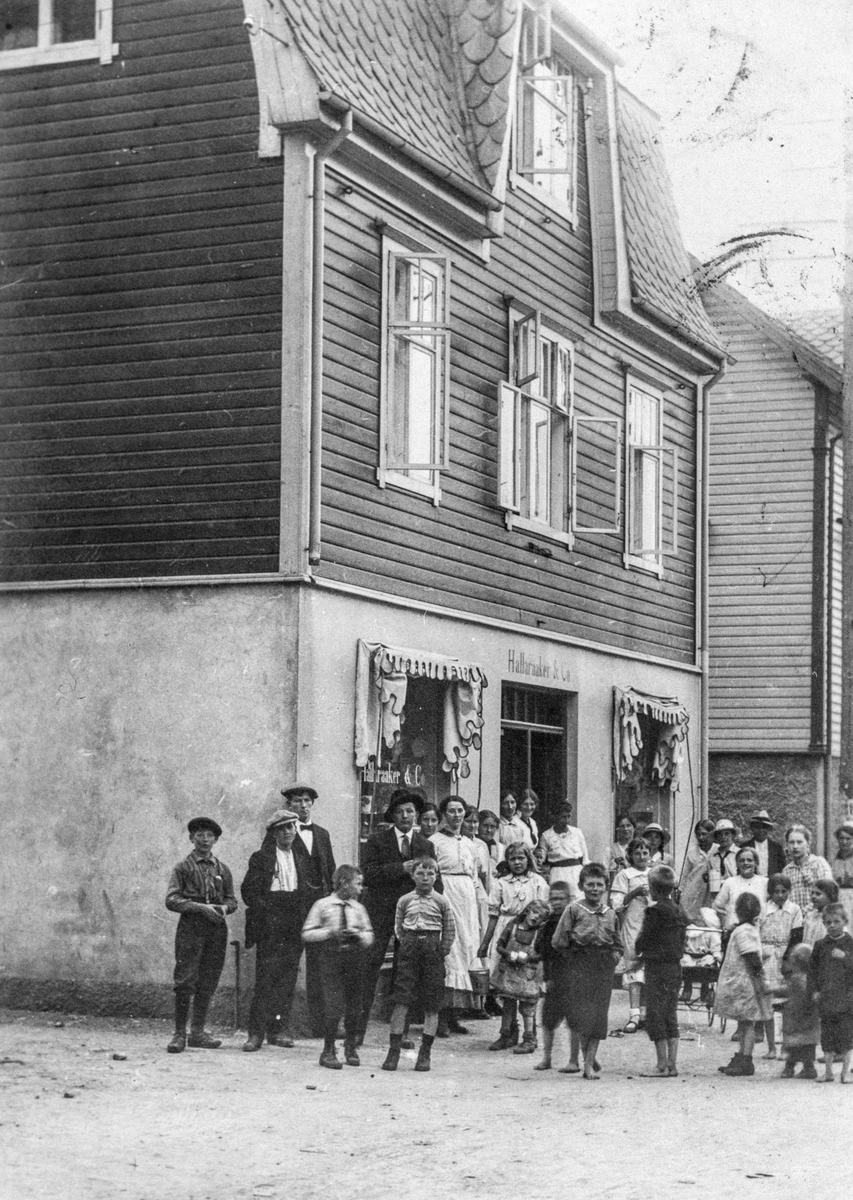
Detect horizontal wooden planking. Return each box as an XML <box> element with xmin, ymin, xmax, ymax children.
<box><xmin>0</xmin><ymin>0</ymin><xmax>282</xmax><ymax>581</ymax></box>
<box><xmin>319</xmin><ymin>166</ymin><xmax>698</xmax><ymax>663</ymax></box>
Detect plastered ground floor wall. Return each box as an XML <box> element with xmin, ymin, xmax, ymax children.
<box><xmin>1</xmin><ymin>580</ymin><xmax>703</xmax><ymax>1021</ymax></box>
<box><xmin>709</xmin><ymin>751</ymin><xmax>845</xmax><ymax>858</ymax></box>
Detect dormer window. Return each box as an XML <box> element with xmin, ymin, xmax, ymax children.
<box><xmin>514</xmin><ymin>2</ymin><xmax>577</xmax><ymax>222</ymax></box>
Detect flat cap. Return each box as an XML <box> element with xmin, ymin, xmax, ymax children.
<box><xmin>187</xmin><ymin>816</ymin><xmax>222</xmax><ymax>838</ymax></box>
<box><xmin>280</xmin><ymin>784</ymin><xmax>318</xmax><ymax>801</ymax></box>
<box><xmin>266</xmin><ymin>808</ymin><xmax>299</xmax><ymax>831</ymax></box>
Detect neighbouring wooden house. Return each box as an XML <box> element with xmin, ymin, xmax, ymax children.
<box><xmin>0</xmin><ymin>0</ymin><xmax>722</xmax><ymax>1015</ymax></box>
<box><xmin>700</xmin><ymin>280</ymin><xmax>843</xmax><ymax>850</ymax></box>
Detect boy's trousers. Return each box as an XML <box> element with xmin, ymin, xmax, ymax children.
<box><xmin>173</xmin><ymin>912</ymin><xmax>228</xmax><ymax>1003</ymax></box>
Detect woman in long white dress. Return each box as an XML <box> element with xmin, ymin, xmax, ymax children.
<box><xmin>713</xmin><ymin>847</ymin><xmax>768</xmax><ymax>932</ymax></box>
<box><xmin>429</xmin><ymin>795</ymin><xmax>480</xmax><ymax>1036</ymax></box>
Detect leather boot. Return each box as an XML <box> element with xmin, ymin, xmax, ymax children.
<box><xmin>319</xmin><ymin>1040</ymin><xmax>343</xmax><ymax>1070</ymax></box>
<box><xmin>382</xmin><ymin>1033</ymin><xmax>403</xmax><ymax>1071</ymax></box>
<box><xmin>414</xmin><ymin>1034</ymin><xmax>434</xmax><ymax>1072</ymax></box>
<box><xmin>513</xmin><ymin>1032</ymin><xmax>536</xmax><ymax>1055</ymax></box>
<box><xmin>343</xmin><ymin>1040</ymin><xmax>360</xmax><ymax>1067</ymax></box>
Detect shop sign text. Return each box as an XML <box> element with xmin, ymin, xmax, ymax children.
<box><xmin>507</xmin><ymin>648</ymin><xmax>571</xmax><ymax>683</ymax></box>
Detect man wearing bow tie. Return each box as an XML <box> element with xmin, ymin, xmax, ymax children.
<box><xmin>282</xmin><ymin>783</ymin><xmax>337</xmax><ymax>1036</ymax></box>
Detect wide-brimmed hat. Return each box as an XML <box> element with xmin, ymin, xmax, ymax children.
<box><xmin>642</xmin><ymin>822</ymin><xmax>671</xmax><ymax>845</ymax></box>
<box><xmin>749</xmin><ymin>809</ymin><xmax>774</xmax><ymax>829</ymax></box>
<box><xmin>280</xmin><ymin>784</ymin><xmax>318</xmax><ymax>801</ymax></box>
<box><xmin>266</xmin><ymin>808</ymin><xmax>299</xmax><ymax>831</ymax></box>
<box><xmin>383</xmin><ymin>789</ymin><xmax>425</xmax><ymax>823</ymax></box>
<box><xmin>187</xmin><ymin>816</ymin><xmax>222</xmax><ymax>838</ymax></box>
<box><xmin>835</xmin><ymin>820</ymin><xmax>853</xmax><ymax>840</ymax></box>
<box><xmin>714</xmin><ymin>818</ymin><xmax>736</xmax><ymax>833</ymax></box>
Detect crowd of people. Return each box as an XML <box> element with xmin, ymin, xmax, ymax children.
<box><xmin>164</xmin><ymin>785</ymin><xmax>853</xmax><ymax>1081</ymax></box>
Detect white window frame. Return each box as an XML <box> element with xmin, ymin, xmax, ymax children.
<box><xmin>377</xmin><ymin>236</ymin><xmax>452</xmax><ymax>505</ymax></box>
<box><xmin>624</xmin><ymin>379</ymin><xmax>678</xmax><ymax>576</ymax></box>
<box><xmin>511</xmin><ymin>1</ymin><xmax>578</xmax><ymax>225</ymax></box>
<box><xmin>498</xmin><ymin>307</ymin><xmax>576</xmax><ymax>546</ymax></box>
<box><xmin>0</xmin><ymin>0</ymin><xmax>117</xmax><ymax>71</ymax></box>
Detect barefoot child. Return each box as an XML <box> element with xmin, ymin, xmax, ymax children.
<box><xmin>809</xmin><ymin>902</ymin><xmax>853</xmax><ymax>1083</ymax></box>
<box><xmin>552</xmin><ymin>862</ymin><xmax>621</xmax><ymax>1079</ymax></box>
<box><xmin>489</xmin><ymin>899</ymin><xmax>551</xmax><ymax>1054</ymax></box>
<box><xmin>714</xmin><ymin>891</ymin><xmax>771</xmax><ymax>1076</ymax></box>
<box><xmin>381</xmin><ymin>857</ymin><xmax>456</xmax><ymax>1073</ymax></box>
<box><xmin>634</xmin><ymin>864</ymin><xmax>689</xmax><ymax>1077</ymax></box>
<box><xmin>758</xmin><ymin>873</ymin><xmax>804</xmax><ymax>1059</ymax></box>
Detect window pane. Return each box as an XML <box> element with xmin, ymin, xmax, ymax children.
<box><xmin>393</xmin><ymin>256</ymin><xmax>441</xmax><ymax>325</ymax></box>
<box><xmin>631</xmin><ymin>447</ymin><xmax>659</xmax><ymax>555</ymax></box>
<box><xmin>530</xmin><ymin>402</ymin><xmax>550</xmax><ymax>523</ymax></box>
<box><xmin>390</xmin><ymin>333</ymin><xmax>438</xmax><ymax>478</ymax></box>
<box><xmin>53</xmin><ymin>0</ymin><xmax>96</xmax><ymax>42</ymax></box>
<box><xmin>1</xmin><ymin>0</ymin><xmax>38</xmax><ymax>49</ymax></box>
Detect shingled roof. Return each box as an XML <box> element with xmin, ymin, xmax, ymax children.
<box><xmin>782</xmin><ymin>309</ymin><xmax>843</xmax><ymax>377</ymax></box>
<box><xmin>615</xmin><ymin>88</ymin><xmax>722</xmax><ymax>354</ymax></box>
<box><xmin>275</xmin><ymin>0</ymin><xmax>719</xmax><ymax>357</ymax></box>
<box><xmin>280</xmin><ymin>0</ymin><xmax>481</xmax><ymax>189</ymax></box>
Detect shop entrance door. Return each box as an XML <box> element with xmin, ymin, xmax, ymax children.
<box><xmin>500</xmin><ymin>684</ymin><xmax>567</xmax><ymax>828</ymax></box>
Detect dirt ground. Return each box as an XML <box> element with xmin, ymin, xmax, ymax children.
<box><xmin>0</xmin><ymin>997</ymin><xmax>847</xmax><ymax>1200</ymax></box>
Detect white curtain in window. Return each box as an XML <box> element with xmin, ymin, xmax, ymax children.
<box><xmin>354</xmin><ymin>640</ymin><xmax>487</xmax><ymax>773</ymax></box>
<box><xmin>613</xmin><ymin>687</ymin><xmax>689</xmax><ymax>793</ymax></box>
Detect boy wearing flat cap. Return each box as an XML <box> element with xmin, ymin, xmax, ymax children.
<box><xmin>165</xmin><ymin>816</ymin><xmax>237</xmax><ymax>1053</ymax></box>
<box><xmin>241</xmin><ymin>808</ymin><xmax>312</xmax><ymax>1051</ymax></box>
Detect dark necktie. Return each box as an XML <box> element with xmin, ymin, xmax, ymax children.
<box><xmin>400</xmin><ymin>834</ymin><xmax>411</xmax><ymax>860</ymax></box>
<box><xmin>339</xmin><ymin>901</ymin><xmax>348</xmax><ymax>931</ymax></box>
<box><xmin>300</xmin><ymin>824</ymin><xmax>312</xmax><ymax>831</ymax></box>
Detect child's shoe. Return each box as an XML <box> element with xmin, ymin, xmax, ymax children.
<box><xmin>718</xmin><ymin>1053</ymin><xmax>742</xmax><ymax>1074</ymax></box>
<box><xmin>798</xmin><ymin>1064</ymin><xmax>818</xmax><ymax>1079</ymax></box>
<box><xmin>780</xmin><ymin>1062</ymin><xmax>796</xmax><ymax>1078</ymax></box>
<box><xmin>343</xmin><ymin>1040</ymin><xmax>360</xmax><ymax>1067</ymax></box>
<box><xmin>187</xmin><ymin>1030</ymin><xmax>221</xmax><ymax>1049</ymax></box>
<box><xmin>414</xmin><ymin>1035</ymin><xmax>434</xmax><ymax>1072</ymax></box>
<box><xmin>513</xmin><ymin>1033</ymin><xmax>536</xmax><ymax>1055</ymax></box>
<box><xmin>721</xmin><ymin>1054</ymin><xmax>754</xmax><ymax>1076</ymax></box>
<box><xmin>382</xmin><ymin>1034</ymin><xmax>402</xmax><ymax>1071</ymax></box>
<box><xmin>488</xmin><ymin>1030</ymin><xmax>516</xmax><ymax>1051</ymax></box>
<box><xmin>166</xmin><ymin>1032</ymin><xmax>186</xmax><ymax>1054</ymax></box>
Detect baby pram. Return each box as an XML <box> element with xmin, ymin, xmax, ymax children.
<box><xmin>678</xmin><ymin>908</ymin><xmax>722</xmax><ymax>1024</ymax></box>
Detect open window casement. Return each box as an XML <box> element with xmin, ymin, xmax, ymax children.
<box><xmin>513</xmin><ymin>308</ymin><xmax>540</xmax><ymax>388</ymax></box>
<box><xmin>627</xmin><ymin>444</ymin><xmax>678</xmax><ymax>557</ymax></box>
<box><xmin>381</xmin><ymin>247</ymin><xmax>452</xmax><ymax>484</ymax></box>
<box><xmin>519</xmin><ymin>0</ymin><xmax>553</xmax><ymax>70</ymax></box>
<box><xmin>498</xmin><ymin>382</ymin><xmax>522</xmax><ymax>513</ymax></box>
<box><xmin>570</xmin><ymin>415</ymin><xmax>622</xmax><ymax>534</ymax></box>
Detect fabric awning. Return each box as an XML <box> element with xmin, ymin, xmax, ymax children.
<box><xmin>354</xmin><ymin>640</ymin><xmax>487</xmax><ymax>777</ymax></box>
<box><xmin>613</xmin><ymin>686</ymin><xmax>689</xmax><ymax>793</ymax></box>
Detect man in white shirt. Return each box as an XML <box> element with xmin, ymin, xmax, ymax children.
<box><xmin>241</xmin><ymin>808</ymin><xmax>307</xmax><ymax>1052</ymax></box>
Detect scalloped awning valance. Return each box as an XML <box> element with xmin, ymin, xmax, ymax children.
<box><xmin>354</xmin><ymin>641</ymin><xmax>487</xmax><ymax>777</ymax></box>
<box><xmin>613</xmin><ymin>687</ymin><xmax>689</xmax><ymax>793</ymax></box>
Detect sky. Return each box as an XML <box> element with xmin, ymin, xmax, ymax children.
<box><xmin>567</xmin><ymin>0</ymin><xmax>848</xmax><ymax>315</ymax></box>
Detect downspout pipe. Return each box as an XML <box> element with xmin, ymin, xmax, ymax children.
<box><xmin>825</xmin><ymin>432</ymin><xmax>842</xmax><ymax>853</ymax></box>
<box><xmin>698</xmin><ymin>361</ymin><xmax>726</xmax><ymax>817</ymax></box>
<box><xmin>309</xmin><ymin>110</ymin><xmax>352</xmax><ymax>567</ymax></box>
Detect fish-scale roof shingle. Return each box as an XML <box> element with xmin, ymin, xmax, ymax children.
<box><xmin>782</xmin><ymin>310</ymin><xmax>843</xmax><ymax>374</ymax></box>
<box><xmin>281</xmin><ymin>0</ymin><xmax>479</xmax><ymax>188</ymax></box>
<box><xmin>616</xmin><ymin>88</ymin><xmax>722</xmax><ymax>354</ymax></box>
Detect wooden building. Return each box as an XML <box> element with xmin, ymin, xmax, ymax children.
<box><xmin>701</xmin><ymin>281</ymin><xmax>843</xmax><ymax>850</ymax></box>
<box><xmin>0</xmin><ymin>0</ymin><xmax>722</xmax><ymax>1014</ymax></box>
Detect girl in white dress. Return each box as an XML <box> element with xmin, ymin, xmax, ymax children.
<box><xmin>429</xmin><ymin>795</ymin><xmax>480</xmax><ymax>1035</ymax></box>
<box><xmin>713</xmin><ymin>847</ymin><xmax>769</xmax><ymax>932</ymax></box>
<box><xmin>610</xmin><ymin>837</ymin><xmax>652</xmax><ymax>1032</ymax></box>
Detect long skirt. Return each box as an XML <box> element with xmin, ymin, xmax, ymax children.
<box><xmin>566</xmin><ymin>945</ymin><xmax>616</xmax><ymax>1041</ymax></box>
<box><xmin>440</xmin><ymin>874</ymin><xmax>478</xmax><ymax>1008</ymax></box>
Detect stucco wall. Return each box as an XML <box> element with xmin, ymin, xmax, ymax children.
<box><xmin>708</xmin><ymin>752</ymin><xmax>831</xmax><ymax>852</ymax></box>
<box><xmin>0</xmin><ymin>584</ymin><xmax>299</xmax><ymax>1016</ymax></box>
<box><xmin>296</xmin><ymin>585</ymin><xmax>704</xmax><ymax>871</ymax></box>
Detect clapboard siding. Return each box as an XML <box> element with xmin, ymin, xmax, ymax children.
<box><xmin>704</xmin><ymin>284</ymin><xmax>818</xmax><ymax>750</ymax></box>
<box><xmin>317</xmin><ymin>107</ymin><xmax>699</xmax><ymax>665</ymax></box>
<box><xmin>0</xmin><ymin>0</ymin><xmax>282</xmax><ymax>581</ymax></box>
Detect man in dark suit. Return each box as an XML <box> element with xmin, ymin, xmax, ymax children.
<box><xmin>358</xmin><ymin>788</ymin><xmax>439</xmax><ymax>1041</ymax></box>
<box><xmin>282</xmin><ymin>783</ymin><xmax>336</xmax><ymax>1037</ymax></box>
<box><xmin>241</xmin><ymin>808</ymin><xmax>309</xmax><ymax>1051</ymax></box>
<box><xmin>741</xmin><ymin>809</ymin><xmax>787</xmax><ymax>878</ymax></box>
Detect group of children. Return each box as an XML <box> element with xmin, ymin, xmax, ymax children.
<box><xmin>167</xmin><ymin>816</ymin><xmax>853</xmax><ymax>1081</ymax></box>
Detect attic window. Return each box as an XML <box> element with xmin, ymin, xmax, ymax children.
<box><xmin>514</xmin><ymin>3</ymin><xmax>577</xmax><ymax>222</ymax></box>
